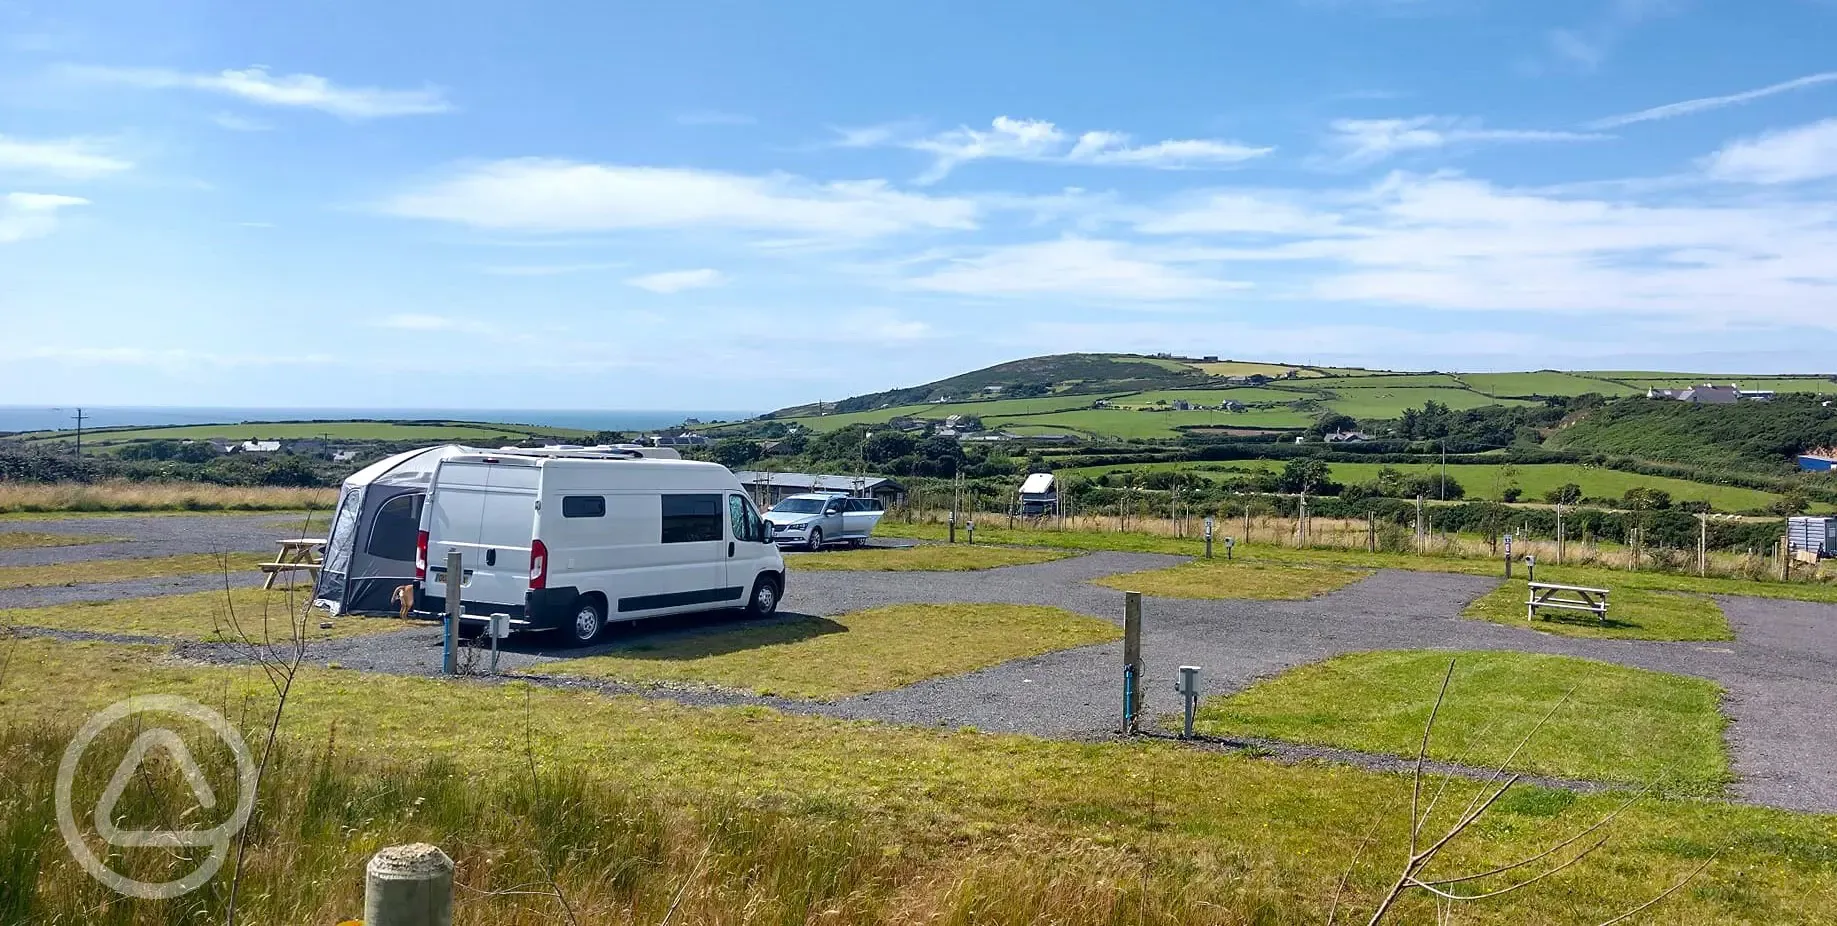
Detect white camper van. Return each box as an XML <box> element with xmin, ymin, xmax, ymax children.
<box><xmin>415</xmin><ymin>451</ymin><xmax>785</xmax><ymax>645</ymax></box>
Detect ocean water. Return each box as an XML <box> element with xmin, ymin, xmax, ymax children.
<box><xmin>0</xmin><ymin>406</ymin><xmax>758</xmax><ymax>435</ymax></box>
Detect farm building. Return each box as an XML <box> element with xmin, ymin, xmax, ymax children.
<box><xmin>732</xmin><ymin>471</ymin><xmax>906</xmax><ymax>507</ymax></box>
<box><xmin>1799</xmin><ymin>454</ymin><xmax>1837</xmax><ymax>473</ymax></box>
<box><xmin>237</xmin><ymin>440</ymin><xmax>283</xmax><ymax>453</ymax></box>
<box><xmin>1018</xmin><ymin>473</ymin><xmax>1057</xmax><ymax>515</ymax></box>
<box><xmin>1647</xmin><ymin>384</ymin><xmax>1740</xmax><ymax>404</ymax></box>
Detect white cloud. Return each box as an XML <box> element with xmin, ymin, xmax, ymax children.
<box><xmin>210</xmin><ymin>111</ymin><xmax>273</xmax><ymax>132</ymax></box>
<box><xmin>0</xmin><ymin>135</ymin><xmax>132</xmax><ymax>178</ymax></box>
<box><xmin>856</xmin><ymin>116</ymin><xmax>1271</xmax><ymax>183</ymax></box>
<box><xmin>1702</xmin><ymin>119</ymin><xmax>1837</xmax><ymax>185</ymax></box>
<box><xmin>1134</xmin><ymin>191</ymin><xmax>1349</xmax><ymax>236</ymax></box>
<box><xmin>1323</xmin><ymin>117</ymin><xmax>1606</xmax><ymax>166</ymax></box>
<box><xmin>1066</xmin><ymin>133</ymin><xmax>1272</xmax><ymax>168</ymax></box>
<box><xmin>372</xmin><ymin>313</ymin><xmax>498</xmax><ymax>334</ymax></box>
<box><xmin>379</xmin><ymin>159</ymin><xmax>978</xmax><ymax>237</ymax></box>
<box><xmin>0</xmin><ymin>191</ymin><xmax>87</xmax><ymax>243</ymax></box>
<box><xmin>676</xmin><ymin>110</ymin><xmax>754</xmax><ymax>126</ymax></box>
<box><xmin>66</xmin><ymin>64</ymin><xmax>451</xmax><ymax>118</ymax></box>
<box><xmin>625</xmin><ymin>268</ymin><xmax>727</xmax><ymax>293</ymax></box>
<box><xmin>906</xmin><ymin>238</ymin><xmax>1250</xmax><ymax>301</ymax></box>
<box><xmin>1588</xmin><ymin>72</ymin><xmax>1837</xmax><ymax>129</ymax></box>
<box><xmin>1541</xmin><ymin>0</ymin><xmax>1681</xmax><ymax>73</ymax></box>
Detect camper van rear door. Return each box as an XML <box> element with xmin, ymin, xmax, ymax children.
<box><xmin>467</xmin><ymin>462</ymin><xmax>539</xmax><ymax>608</ymax></box>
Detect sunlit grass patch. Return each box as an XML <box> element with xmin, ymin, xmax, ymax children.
<box><xmin>0</xmin><ymin>586</ymin><xmax>415</xmax><ymax>642</ymax></box>
<box><xmin>789</xmin><ymin>545</ymin><xmax>1072</xmax><ymax>572</ymax></box>
<box><xmin>1464</xmin><ymin>578</ymin><xmax>1732</xmax><ymax>641</ymax></box>
<box><xmin>1093</xmin><ymin>559</ymin><xmax>1371</xmax><ymax>600</ymax></box>
<box><xmin>0</xmin><ymin>551</ymin><xmax>271</xmax><ymax>590</ymax></box>
<box><xmin>533</xmin><ymin>603</ymin><xmax>1119</xmax><ymax>699</ymax></box>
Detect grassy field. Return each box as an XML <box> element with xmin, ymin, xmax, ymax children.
<box><xmin>1324</xmin><ymin>372</ymin><xmax>1467</xmax><ymax>388</ymax></box>
<box><xmin>877</xmin><ymin>521</ymin><xmax>1837</xmax><ymax>603</ymax></box>
<box><xmin>1458</xmin><ymin>371</ymin><xmax>1642</xmax><ymax>397</ymax></box>
<box><xmin>6</xmin><ymin>638</ymin><xmax>1835</xmax><ymax>923</ymax></box>
<box><xmin>1198</xmin><ymin>650</ymin><xmax>1730</xmax><ymax>796</ymax></box>
<box><xmin>1094</xmin><ymin>560</ymin><xmax>1372</xmax><ymax>599</ymax></box>
<box><xmin>0</xmin><ymin>551</ymin><xmax>270</xmax><ymax>590</ymax></box>
<box><xmin>1064</xmin><ymin>459</ymin><xmax>1794</xmax><ymax>511</ymax></box>
<box><xmin>1116</xmin><ymin>387</ymin><xmax>1317</xmax><ymax>406</ymax></box>
<box><xmin>1612</xmin><ymin>375</ymin><xmax>1836</xmax><ymax>393</ymax></box>
<box><xmin>0</xmin><ymin>481</ymin><xmax>336</xmax><ymax>513</ymax></box>
<box><xmin>1324</xmin><ymin>387</ymin><xmax>1539</xmax><ymax>419</ymax></box>
<box><xmin>532</xmin><ymin>603</ymin><xmax>1119</xmax><ymax>699</ymax></box>
<box><xmin>986</xmin><ymin>407</ymin><xmax>1315</xmax><ymax>437</ymax></box>
<box><xmin>788</xmin><ymin>545</ymin><xmax>1072</xmax><ymax>571</ymax></box>
<box><xmin>0</xmin><ymin>530</ymin><xmax>118</xmax><ymax>550</ymax></box>
<box><xmin>0</xmin><ymin>587</ymin><xmax>411</xmax><ymax>641</ymax></box>
<box><xmin>22</xmin><ymin>419</ymin><xmax>591</xmax><ymax>444</ymax></box>
<box><xmin>1191</xmin><ymin>360</ymin><xmax>1323</xmax><ymax>378</ymax></box>
<box><xmin>1465</xmin><ymin>579</ymin><xmax>1731</xmax><ymax>641</ymax></box>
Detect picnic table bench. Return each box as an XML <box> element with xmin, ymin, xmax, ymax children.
<box><xmin>1526</xmin><ymin>581</ymin><xmax>1610</xmax><ymax>623</ymax></box>
<box><xmin>260</xmin><ymin>538</ymin><xmax>325</xmax><ymax>589</ymax></box>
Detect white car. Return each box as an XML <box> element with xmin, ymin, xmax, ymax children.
<box><xmin>416</xmin><ymin>451</ymin><xmax>785</xmax><ymax>645</ymax></box>
<box><xmin>765</xmin><ymin>493</ymin><xmax>886</xmax><ymax>550</ymax></box>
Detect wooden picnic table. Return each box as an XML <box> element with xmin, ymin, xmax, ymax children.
<box><xmin>1526</xmin><ymin>581</ymin><xmax>1610</xmax><ymax>623</ymax></box>
<box><xmin>261</xmin><ymin>537</ymin><xmax>326</xmax><ymax>589</ymax></box>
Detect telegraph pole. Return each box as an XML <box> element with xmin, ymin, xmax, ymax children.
<box><xmin>71</xmin><ymin>407</ymin><xmax>87</xmax><ymax>456</ymax></box>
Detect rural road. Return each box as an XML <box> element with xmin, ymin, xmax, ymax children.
<box><xmin>7</xmin><ymin>512</ymin><xmax>1837</xmax><ymax>813</ymax></box>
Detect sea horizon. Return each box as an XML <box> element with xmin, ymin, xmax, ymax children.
<box><xmin>0</xmin><ymin>406</ymin><xmax>760</xmax><ymax>435</ymax></box>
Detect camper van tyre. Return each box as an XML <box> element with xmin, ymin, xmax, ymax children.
<box><xmin>805</xmin><ymin>529</ymin><xmax>823</xmax><ymax>552</ymax></box>
<box><xmin>562</xmin><ymin>596</ymin><xmax>606</xmax><ymax>646</ymax></box>
<box><xmin>746</xmin><ymin>576</ymin><xmax>781</xmax><ymax>619</ymax></box>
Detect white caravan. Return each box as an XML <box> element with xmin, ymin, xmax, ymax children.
<box><xmin>415</xmin><ymin>451</ymin><xmax>785</xmax><ymax>645</ymax></box>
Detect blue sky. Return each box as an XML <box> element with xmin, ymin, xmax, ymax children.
<box><xmin>3</xmin><ymin>0</ymin><xmax>1836</xmax><ymax>411</ymax></box>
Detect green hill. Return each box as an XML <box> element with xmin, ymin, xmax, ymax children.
<box><xmin>1547</xmin><ymin>394</ymin><xmax>1837</xmax><ymax>470</ymax></box>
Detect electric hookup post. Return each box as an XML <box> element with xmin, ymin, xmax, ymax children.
<box><xmin>1204</xmin><ymin>516</ymin><xmax>1215</xmax><ymax>559</ymax></box>
<box><xmin>967</xmin><ymin>519</ymin><xmax>975</xmax><ymax>545</ymax></box>
<box><xmin>1525</xmin><ymin>554</ymin><xmax>1537</xmax><ymax>585</ymax></box>
<box><xmin>1223</xmin><ymin>536</ymin><xmax>1235</xmax><ymax>561</ymax></box>
<box><xmin>1176</xmin><ymin>666</ymin><xmax>1202</xmax><ymax>739</ymax></box>
<box><xmin>948</xmin><ymin>512</ymin><xmax>956</xmax><ymax>544</ymax></box>
<box><xmin>442</xmin><ymin>551</ymin><xmax>460</xmax><ymax>676</ymax></box>
<box><xmin>1504</xmin><ymin>533</ymin><xmax>1514</xmax><ymax>579</ymax></box>
<box><xmin>1122</xmin><ymin>591</ymin><xmax>1144</xmax><ymax>735</ymax></box>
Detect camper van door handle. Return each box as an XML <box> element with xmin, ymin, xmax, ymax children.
<box><xmin>728</xmin><ymin>542</ymin><xmax>735</xmax><ymax>557</ymax></box>
<box><xmin>486</xmin><ymin>549</ymin><xmax>497</xmax><ymax>566</ymax></box>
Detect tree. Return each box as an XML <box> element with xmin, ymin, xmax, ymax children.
<box><xmin>1278</xmin><ymin>458</ymin><xmax>1337</xmax><ymax>495</ymax></box>
<box><xmin>1501</xmin><ymin>487</ymin><xmax>1523</xmax><ymax>503</ymax></box>
<box><xmin>1543</xmin><ymin>483</ymin><xmax>1583</xmax><ymax>506</ymax></box>
<box><xmin>1622</xmin><ymin>486</ymin><xmax>1672</xmax><ymax>511</ymax></box>
<box><xmin>1770</xmin><ymin>493</ymin><xmax>1811</xmax><ymax>516</ymax></box>
<box><xmin>863</xmin><ymin>431</ymin><xmax>916</xmax><ymax>464</ymax></box>
<box><xmin>1308</xmin><ymin>412</ymin><xmax>1360</xmax><ymax>438</ymax></box>
<box><xmin>710</xmin><ymin>438</ymin><xmax>761</xmax><ymax>469</ymax></box>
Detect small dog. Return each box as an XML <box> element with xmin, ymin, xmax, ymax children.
<box><xmin>392</xmin><ymin>584</ymin><xmax>415</xmax><ymax>620</ymax></box>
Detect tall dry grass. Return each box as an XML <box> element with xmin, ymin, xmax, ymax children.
<box><xmin>0</xmin><ymin>481</ymin><xmax>334</xmax><ymax>513</ymax></box>
<box><xmin>1</xmin><ymin>722</ymin><xmax>1278</xmax><ymax>925</ymax></box>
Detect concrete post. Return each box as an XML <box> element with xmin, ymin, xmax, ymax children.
<box><xmin>365</xmin><ymin>843</ymin><xmax>454</xmax><ymax>926</ymax></box>
<box><xmin>443</xmin><ymin>551</ymin><xmax>460</xmax><ymax>676</ymax></box>
<box><xmin>1122</xmin><ymin>591</ymin><xmax>1143</xmax><ymax>735</ymax></box>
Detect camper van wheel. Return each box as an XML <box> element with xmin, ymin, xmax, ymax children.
<box><xmin>746</xmin><ymin>577</ymin><xmax>781</xmax><ymax>618</ymax></box>
<box><xmin>562</xmin><ymin>597</ymin><xmax>606</xmax><ymax>646</ymax></box>
<box><xmin>805</xmin><ymin>529</ymin><xmax>823</xmax><ymax>552</ymax></box>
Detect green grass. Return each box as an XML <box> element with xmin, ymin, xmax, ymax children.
<box><xmin>877</xmin><ymin>521</ymin><xmax>1837</xmax><ymax>603</ymax></box>
<box><xmin>1323</xmin><ymin>372</ymin><xmax>1467</xmax><ymax>388</ymax></box>
<box><xmin>0</xmin><ymin>587</ymin><xmax>413</xmax><ymax>641</ymax></box>
<box><xmin>1465</xmin><ymin>578</ymin><xmax>1732</xmax><ymax>641</ymax></box>
<box><xmin>0</xmin><ymin>531</ymin><xmax>119</xmax><ymax>550</ymax></box>
<box><xmin>986</xmin><ymin>407</ymin><xmax>1313</xmax><ymax>438</ymax></box>
<box><xmin>1115</xmin><ymin>387</ymin><xmax>1317</xmax><ymax>406</ymax></box>
<box><xmin>1458</xmin><ymin>371</ymin><xmax>1641</xmax><ymax>397</ymax></box>
<box><xmin>531</xmin><ymin>603</ymin><xmax>1120</xmax><ymax>699</ymax></box>
<box><xmin>7</xmin><ymin>638</ymin><xmax>1837</xmax><ymax>922</ymax></box>
<box><xmin>1192</xmin><ymin>360</ymin><xmax>1321</xmax><ymax>377</ymax></box>
<box><xmin>23</xmin><ymin>419</ymin><xmax>589</xmax><ymax>444</ymax></box>
<box><xmin>1094</xmin><ymin>559</ymin><xmax>1371</xmax><ymax>599</ymax></box>
<box><xmin>1196</xmin><ymin>650</ymin><xmax>1730</xmax><ymax>796</ymax></box>
<box><xmin>0</xmin><ymin>551</ymin><xmax>270</xmax><ymax>589</ymax></box>
<box><xmin>1613</xmin><ymin>375</ymin><xmax>1837</xmax><ymax>393</ymax></box>
<box><xmin>788</xmin><ymin>545</ymin><xmax>1072</xmax><ymax>571</ymax></box>
<box><xmin>1323</xmin><ymin>387</ymin><xmax>1538</xmax><ymax>419</ymax></box>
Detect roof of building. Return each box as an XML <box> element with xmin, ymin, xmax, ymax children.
<box><xmin>733</xmin><ymin>471</ymin><xmax>903</xmax><ymax>491</ymax></box>
<box><xmin>1020</xmin><ymin>473</ymin><xmax>1055</xmax><ymax>494</ymax></box>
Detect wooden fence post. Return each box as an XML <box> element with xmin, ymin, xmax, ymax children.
<box><xmin>365</xmin><ymin>843</ymin><xmax>454</xmax><ymax>926</ymax></box>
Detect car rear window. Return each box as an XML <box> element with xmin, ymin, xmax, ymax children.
<box><xmin>561</xmin><ymin>495</ymin><xmax>606</xmax><ymax>518</ymax></box>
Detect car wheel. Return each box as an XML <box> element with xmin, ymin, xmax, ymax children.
<box><xmin>560</xmin><ymin>596</ymin><xmax>605</xmax><ymax>647</ymax></box>
<box><xmin>746</xmin><ymin>577</ymin><xmax>780</xmax><ymax>618</ymax></box>
<box><xmin>806</xmin><ymin>528</ymin><xmax>823</xmax><ymax>552</ymax></box>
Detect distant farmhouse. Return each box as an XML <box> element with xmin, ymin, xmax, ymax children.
<box><xmin>1646</xmin><ymin>384</ymin><xmax>1774</xmax><ymax>404</ymax></box>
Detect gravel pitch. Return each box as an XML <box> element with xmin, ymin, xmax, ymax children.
<box><xmin>12</xmin><ymin>515</ymin><xmax>1837</xmax><ymax>811</ymax></box>
<box><xmin>0</xmin><ymin>514</ymin><xmax>315</xmax><ymax>567</ymax></box>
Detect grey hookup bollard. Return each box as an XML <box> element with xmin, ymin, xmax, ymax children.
<box><xmin>365</xmin><ymin>843</ymin><xmax>454</xmax><ymax>926</ymax></box>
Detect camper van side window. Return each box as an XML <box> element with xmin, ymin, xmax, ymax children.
<box><xmin>661</xmin><ymin>494</ymin><xmax>723</xmax><ymax>543</ymax></box>
<box><xmin>562</xmin><ymin>495</ymin><xmax>606</xmax><ymax>518</ymax></box>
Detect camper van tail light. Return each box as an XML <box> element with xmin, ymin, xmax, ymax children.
<box><xmin>529</xmin><ymin>539</ymin><xmax>549</xmax><ymax>590</ymax></box>
<box><xmin>414</xmin><ymin>530</ymin><xmax>429</xmax><ymax>580</ymax></box>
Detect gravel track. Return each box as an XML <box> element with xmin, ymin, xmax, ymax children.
<box><xmin>11</xmin><ymin>515</ymin><xmax>1837</xmax><ymax>811</ymax></box>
